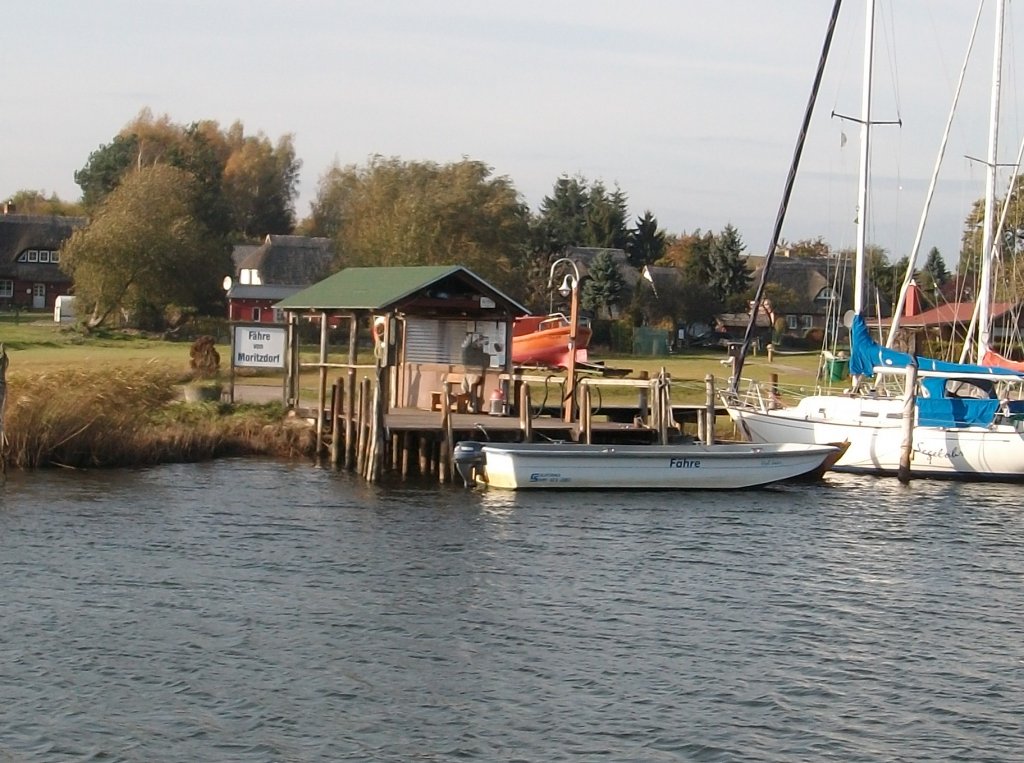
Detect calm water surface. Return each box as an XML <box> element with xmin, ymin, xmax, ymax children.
<box><xmin>1</xmin><ymin>460</ymin><xmax>1022</xmax><ymax>762</ymax></box>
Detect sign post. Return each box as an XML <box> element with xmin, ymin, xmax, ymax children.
<box><xmin>230</xmin><ymin>324</ymin><xmax>288</xmax><ymax>403</ymax></box>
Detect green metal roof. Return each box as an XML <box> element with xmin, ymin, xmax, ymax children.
<box><xmin>274</xmin><ymin>265</ymin><xmax>528</xmax><ymax>314</ymax></box>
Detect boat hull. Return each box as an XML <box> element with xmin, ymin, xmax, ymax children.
<box><xmin>473</xmin><ymin>441</ymin><xmax>838</xmax><ymax>490</ymax></box>
<box><xmin>727</xmin><ymin>396</ymin><xmax>1024</xmax><ymax>480</ymax></box>
<box><xmin>511</xmin><ymin>315</ymin><xmax>592</xmax><ymax>368</ymax></box>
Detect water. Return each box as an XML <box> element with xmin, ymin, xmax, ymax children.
<box><xmin>1</xmin><ymin>461</ymin><xmax>1023</xmax><ymax>762</ymax></box>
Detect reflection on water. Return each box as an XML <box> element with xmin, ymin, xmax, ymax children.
<box><xmin>1</xmin><ymin>462</ymin><xmax>1022</xmax><ymax>761</ymax></box>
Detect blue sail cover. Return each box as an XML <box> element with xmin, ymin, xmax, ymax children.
<box><xmin>848</xmin><ymin>314</ymin><xmax>1019</xmax><ymax>428</ymax></box>
<box><xmin>848</xmin><ymin>314</ymin><xmax>1020</xmax><ymax>379</ymax></box>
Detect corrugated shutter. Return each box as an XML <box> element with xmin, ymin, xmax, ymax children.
<box><xmin>404</xmin><ymin>318</ymin><xmax>506</xmax><ymax>366</ymax></box>
<box><xmin>405</xmin><ymin>318</ymin><xmax>454</xmax><ymax>364</ymax></box>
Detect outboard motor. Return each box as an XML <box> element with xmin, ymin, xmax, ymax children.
<box><xmin>453</xmin><ymin>441</ymin><xmax>486</xmax><ymax>487</ymax></box>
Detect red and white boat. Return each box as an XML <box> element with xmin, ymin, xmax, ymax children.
<box><xmin>511</xmin><ymin>313</ymin><xmax>592</xmax><ymax>368</ymax></box>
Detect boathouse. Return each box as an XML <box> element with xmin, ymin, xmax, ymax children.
<box><xmin>277</xmin><ymin>264</ymin><xmax>528</xmax><ymax>410</ymax></box>
<box><xmin>274</xmin><ymin>265</ymin><xmax>702</xmax><ymax>483</ymax></box>
<box><xmin>274</xmin><ymin>265</ymin><xmax>535</xmax><ymax>479</ymax></box>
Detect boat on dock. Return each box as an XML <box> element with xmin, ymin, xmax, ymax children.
<box><xmin>453</xmin><ymin>440</ymin><xmax>839</xmax><ymax>490</ymax></box>
<box><xmin>511</xmin><ymin>313</ymin><xmax>592</xmax><ymax>368</ymax></box>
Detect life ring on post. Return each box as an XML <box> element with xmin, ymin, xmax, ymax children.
<box><xmin>373</xmin><ymin>316</ymin><xmax>387</xmax><ymax>358</ymax></box>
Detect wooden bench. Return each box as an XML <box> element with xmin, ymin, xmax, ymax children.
<box><xmin>430</xmin><ymin>373</ymin><xmax>485</xmax><ymax>413</ymax></box>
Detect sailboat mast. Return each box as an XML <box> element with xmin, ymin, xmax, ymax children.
<box><xmin>729</xmin><ymin>0</ymin><xmax>844</xmax><ymax>390</ymax></box>
<box><xmin>853</xmin><ymin>0</ymin><xmax>876</xmax><ymax>317</ymax></box>
<box><xmin>977</xmin><ymin>0</ymin><xmax>1005</xmax><ymax>360</ymax></box>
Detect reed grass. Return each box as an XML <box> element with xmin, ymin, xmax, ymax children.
<box><xmin>2</xmin><ymin>363</ymin><xmax>314</xmax><ymax>469</ymax></box>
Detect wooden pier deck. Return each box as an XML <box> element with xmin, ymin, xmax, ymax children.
<box><xmin>384</xmin><ymin>404</ymin><xmax>726</xmax><ymax>441</ymax></box>
<box><xmin>294</xmin><ymin>371</ymin><xmax>732</xmax><ymax>483</ymax></box>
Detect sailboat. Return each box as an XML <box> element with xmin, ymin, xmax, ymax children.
<box><xmin>724</xmin><ymin>0</ymin><xmax>1024</xmax><ymax>481</ymax></box>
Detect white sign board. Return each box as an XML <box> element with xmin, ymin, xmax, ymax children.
<box><xmin>233</xmin><ymin>325</ymin><xmax>287</xmax><ymax>368</ymax></box>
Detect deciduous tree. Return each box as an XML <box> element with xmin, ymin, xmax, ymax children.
<box><xmin>74</xmin><ymin>133</ymin><xmax>140</xmax><ymax>210</ymax></box>
<box><xmin>221</xmin><ymin>124</ymin><xmax>300</xmax><ymax>237</ymax></box>
<box><xmin>74</xmin><ymin>111</ymin><xmax>299</xmax><ymax>239</ymax></box>
<box><xmin>2</xmin><ymin>189</ymin><xmax>82</xmax><ymax>216</ymax></box>
<box><xmin>308</xmin><ymin>156</ymin><xmax>530</xmax><ymax>295</ymax></box>
<box><xmin>61</xmin><ymin>165</ymin><xmax>231</xmax><ymax>330</ymax></box>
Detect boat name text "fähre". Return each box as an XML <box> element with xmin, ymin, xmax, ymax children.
<box><xmin>669</xmin><ymin>458</ymin><xmax>701</xmax><ymax>468</ymax></box>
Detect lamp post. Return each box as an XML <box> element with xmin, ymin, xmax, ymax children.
<box><xmin>548</xmin><ymin>257</ymin><xmax>581</xmax><ymax>423</ymax></box>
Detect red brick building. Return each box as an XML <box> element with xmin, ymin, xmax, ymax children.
<box><xmin>227</xmin><ymin>234</ymin><xmax>334</xmax><ymax>323</ymax></box>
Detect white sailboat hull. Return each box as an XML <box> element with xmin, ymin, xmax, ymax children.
<box><xmin>470</xmin><ymin>441</ymin><xmax>838</xmax><ymax>490</ymax></box>
<box><xmin>728</xmin><ymin>395</ymin><xmax>1024</xmax><ymax>480</ymax></box>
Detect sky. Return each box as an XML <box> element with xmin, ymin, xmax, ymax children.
<box><xmin>3</xmin><ymin>1</ymin><xmax>1021</xmax><ymax>267</ymax></box>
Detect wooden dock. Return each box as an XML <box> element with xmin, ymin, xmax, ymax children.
<box><xmin>321</xmin><ymin>371</ymin><xmax>728</xmax><ymax>484</ymax></box>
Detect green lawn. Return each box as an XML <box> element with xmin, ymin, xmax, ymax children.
<box><xmin>1</xmin><ymin>314</ymin><xmax>193</xmax><ymax>374</ymax></box>
<box><xmin>1</xmin><ymin>313</ymin><xmax>837</xmax><ymax>403</ymax></box>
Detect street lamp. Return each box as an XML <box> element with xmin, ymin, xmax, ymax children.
<box><xmin>548</xmin><ymin>257</ymin><xmax>581</xmax><ymax>423</ymax></box>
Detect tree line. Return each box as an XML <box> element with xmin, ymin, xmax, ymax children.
<box><xmin>9</xmin><ymin>109</ymin><xmax>1015</xmax><ymax>332</ymax></box>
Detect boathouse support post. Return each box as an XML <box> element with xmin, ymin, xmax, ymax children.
<box><xmin>400</xmin><ymin>433</ymin><xmax>412</xmax><ymax>479</ymax></box>
<box><xmin>520</xmin><ymin>383</ymin><xmax>533</xmax><ymax>442</ymax></box>
<box><xmin>659</xmin><ymin>370</ymin><xmax>671</xmax><ymax>445</ymax></box>
<box><xmin>440</xmin><ymin>381</ymin><xmax>454</xmax><ymax>484</ymax></box>
<box><xmin>0</xmin><ymin>344</ymin><xmax>6</xmax><ymax>479</ymax></box>
<box><xmin>314</xmin><ymin>311</ymin><xmax>330</xmax><ymax>462</ymax></box>
<box><xmin>364</xmin><ymin>384</ymin><xmax>376</xmax><ymax>481</ymax></box>
<box><xmin>355</xmin><ymin>378</ymin><xmax>369</xmax><ymax>474</ymax></box>
<box><xmin>581</xmin><ymin>383</ymin><xmax>592</xmax><ymax>444</ymax></box>
<box><xmin>418</xmin><ymin>435</ymin><xmax>430</xmax><ymax>477</ymax></box>
<box><xmin>344</xmin><ymin>313</ymin><xmax>358</xmax><ymax>469</ymax></box>
<box><xmin>638</xmin><ymin>371</ymin><xmax>650</xmax><ymax>426</ymax></box>
<box><xmin>898</xmin><ymin>360</ymin><xmax>918</xmax><ymax>484</ymax></box>
<box><xmin>366</xmin><ymin>368</ymin><xmax>385</xmax><ymax>483</ymax></box>
<box><xmin>375</xmin><ymin>367</ymin><xmax>387</xmax><ymax>480</ymax></box>
<box><xmin>329</xmin><ymin>381</ymin><xmax>342</xmax><ymax>468</ymax></box>
<box><xmin>704</xmin><ymin>374</ymin><xmax>716</xmax><ymax>446</ymax></box>
<box><xmin>284</xmin><ymin>313</ymin><xmax>298</xmax><ymax>407</ymax></box>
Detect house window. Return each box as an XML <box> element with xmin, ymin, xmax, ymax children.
<box><xmin>786</xmin><ymin>315</ymin><xmax>798</xmax><ymax>330</ymax></box>
<box><xmin>27</xmin><ymin>250</ymin><xmax>38</xmax><ymax>262</ymax></box>
<box><xmin>252</xmin><ymin>307</ymin><xmax>262</xmax><ymax>322</ymax></box>
<box><xmin>802</xmin><ymin>315</ymin><xmax>814</xmax><ymax>329</ymax></box>
<box><xmin>815</xmin><ymin>287</ymin><xmax>836</xmax><ymax>303</ymax></box>
<box><xmin>51</xmin><ymin>250</ymin><xmax>60</xmax><ymax>263</ymax></box>
<box><xmin>38</xmin><ymin>250</ymin><xmax>50</xmax><ymax>263</ymax></box>
<box><xmin>240</xmin><ymin>269</ymin><xmax>261</xmax><ymax>286</ymax></box>
<box><xmin>0</xmin><ymin>280</ymin><xmax>12</xmax><ymax>298</ymax></box>
<box><xmin>273</xmin><ymin>308</ymin><xmax>286</xmax><ymax>323</ymax></box>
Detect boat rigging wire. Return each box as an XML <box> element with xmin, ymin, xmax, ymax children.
<box><xmin>731</xmin><ymin>0</ymin><xmax>844</xmax><ymax>391</ymax></box>
<box><xmin>887</xmin><ymin>1</ymin><xmax>984</xmax><ymax>345</ymax></box>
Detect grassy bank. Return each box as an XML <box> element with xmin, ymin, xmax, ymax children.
<box><xmin>0</xmin><ymin>315</ymin><xmax>315</xmax><ymax>469</ymax></box>
<box><xmin>2</xmin><ymin>363</ymin><xmax>314</xmax><ymax>469</ymax></box>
